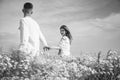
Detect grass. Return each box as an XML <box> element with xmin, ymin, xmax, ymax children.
<box><xmin>0</xmin><ymin>49</ymin><xmax>120</xmax><ymax>80</ymax></box>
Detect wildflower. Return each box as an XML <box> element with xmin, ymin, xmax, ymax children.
<box><xmin>0</xmin><ymin>55</ymin><xmax>2</xmax><ymax>58</ymax></box>
<box><xmin>117</xmin><ymin>74</ymin><xmax>120</xmax><ymax>79</ymax></box>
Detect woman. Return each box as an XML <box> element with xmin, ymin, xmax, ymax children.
<box><xmin>50</xmin><ymin>25</ymin><xmax>73</xmax><ymax>57</ymax></box>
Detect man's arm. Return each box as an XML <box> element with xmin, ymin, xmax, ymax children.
<box><xmin>38</xmin><ymin>27</ymin><xmax>48</xmax><ymax>46</ymax></box>
<box><xmin>38</xmin><ymin>27</ymin><xmax>50</xmax><ymax>51</ymax></box>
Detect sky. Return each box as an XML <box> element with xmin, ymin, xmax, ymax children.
<box><xmin>0</xmin><ymin>0</ymin><xmax>120</xmax><ymax>57</ymax></box>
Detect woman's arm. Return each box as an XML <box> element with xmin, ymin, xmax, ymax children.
<box><xmin>50</xmin><ymin>46</ymin><xmax>61</xmax><ymax>50</ymax></box>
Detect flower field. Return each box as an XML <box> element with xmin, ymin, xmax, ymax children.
<box><xmin>0</xmin><ymin>50</ymin><xmax>120</xmax><ymax>80</ymax></box>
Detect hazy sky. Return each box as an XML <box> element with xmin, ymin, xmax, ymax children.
<box><xmin>0</xmin><ymin>0</ymin><xmax>120</xmax><ymax>56</ymax></box>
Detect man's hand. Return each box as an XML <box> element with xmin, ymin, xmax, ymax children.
<box><xmin>43</xmin><ymin>46</ymin><xmax>50</xmax><ymax>51</ymax></box>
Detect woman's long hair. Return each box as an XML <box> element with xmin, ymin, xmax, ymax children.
<box><xmin>60</xmin><ymin>25</ymin><xmax>73</xmax><ymax>44</ymax></box>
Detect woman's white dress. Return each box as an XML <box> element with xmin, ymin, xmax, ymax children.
<box><xmin>58</xmin><ymin>36</ymin><xmax>70</xmax><ymax>57</ymax></box>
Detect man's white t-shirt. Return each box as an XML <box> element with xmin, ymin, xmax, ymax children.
<box><xmin>19</xmin><ymin>16</ymin><xmax>48</xmax><ymax>56</ymax></box>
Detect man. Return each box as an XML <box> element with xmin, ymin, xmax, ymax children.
<box><xmin>18</xmin><ymin>2</ymin><xmax>49</xmax><ymax>60</ymax></box>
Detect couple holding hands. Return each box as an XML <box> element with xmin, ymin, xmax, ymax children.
<box><xmin>18</xmin><ymin>2</ymin><xmax>73</xmax><ymax>60</ymax></box>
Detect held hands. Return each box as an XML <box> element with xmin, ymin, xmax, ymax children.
<box><xmin>43</xmin><ymin>46</ymin><xmax>50</xmax><ymax>52</ymax></box>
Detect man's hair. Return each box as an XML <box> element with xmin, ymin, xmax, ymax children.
<box><xmin>23</xmin><ymin>2</ymin><xmax>33</xmax><ymax>9</ymax></box>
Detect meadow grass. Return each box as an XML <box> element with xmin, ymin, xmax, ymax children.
<box><xmin>0</xmin><ymin>49</ymin><xmax>120</xmax><ymax>80</ymax></box>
